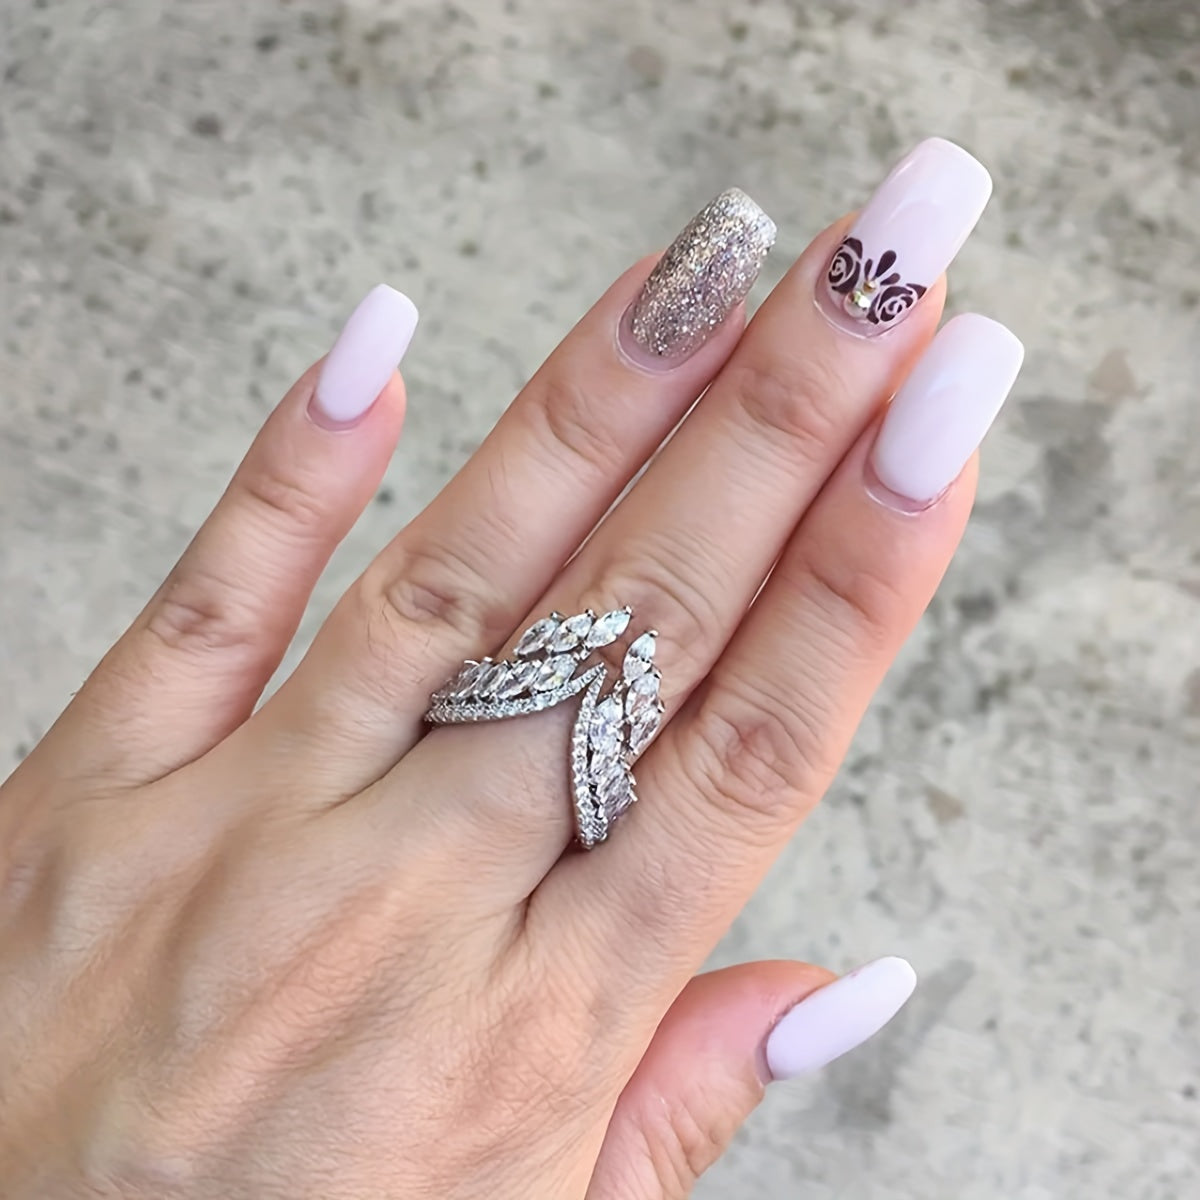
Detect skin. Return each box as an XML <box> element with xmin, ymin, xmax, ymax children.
<box><xmin>0</xmin><ymin>218</ymin><xmax>973</xmax><ymax>1198</ymax></box>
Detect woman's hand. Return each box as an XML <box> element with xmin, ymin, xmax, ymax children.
<box><xmin>0</xmin><ymin>139</ymin><xmax>1020</xmax><ymax>1199</ymax></box>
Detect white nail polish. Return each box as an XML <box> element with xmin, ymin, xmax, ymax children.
<box><xmin>765</xmin><ymin>957</ymin><xmax>917</xmax><ymax>1080</ymax></box>
<box><xmin>313</xmin><ymin>284</ymin><xmax>419</xmax><ymax>425</ymax></box>
<box><xmin>870</xmin><ymin>313</ymin><xmax>1025</xmax><ymax>504</ymax></box>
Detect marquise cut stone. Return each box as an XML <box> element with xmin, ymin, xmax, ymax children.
<box><xmin>550</xmin><ymin>612</ymin><xmax>594</xmax><ymax>652</ymax></box>
<box><xmin>497</xmin><ymin>659</ymin><xmax>539</xmax><ymax>698</ymax></box>
<box><xmin>477</xmin><ymin>662</ymin><xmax>509</xmax><ymax>697</ymax></box>
<box><xmin>626</xmin><ymin>670</ymin><xmax>661</xmax><ymax>716</ymax></box>
<box><xmin>623</xmin><ymin>632</ymin><xmax>657</xmax><ymax>680</ymax></box>
<box><xmin>534</xmin><ymin>654</ymin><xmax>576</xmax><ymax>691</ymax></box>
<box><xmin>515</xmin><ymin>617</ymin><xmax>560</xmax><ymax>656</ymax></box>
<box><xmin>594</xmin><ymin>760</ymin><xmax>624</xmax><ymax>798</ymax></box>
<box><xmin>623</xmin><ymin>654</ymin><xmax>650</xmax><ymax>681</ymax></box>
<box><xmin>451</xmin><ymin>661</ymin><xmax>485</xmax><ymax>698</ymax></box>
<box><xmin>585</xmin><ymin>608</ymin><xmax>631</xmax><ymax>649</ymax></box>
<box><xmin>610</xmin><ymin>783</ymin><xmax>636</xmax><ymax>817</ymax></box>
<box><xmin>464</xmin><ymin>660</ymin><xmax>495</xmax><ymax>698</ymax></box>
<box><xmin>589</xmin><ymin>695</ymin><xmax>624</xmax><ymax>755</ymax></box>
<box><xmin>628</xmin><ymin>632</ymin><xmax>657</xmax><ymax>662</ymax></box>
<box><xmin>629</xmin><ymin>708</ymin><xmax>660</xmax><ymax>755</ymax></box>
<box><xmin>597</xmin><ymin>765</ymin><xmax>634</xmax><ymax>815</ymax></box>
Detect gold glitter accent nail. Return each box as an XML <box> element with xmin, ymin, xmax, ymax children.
<box><xmin>628</xmin><ymin>188</ymin><xmax>776</xmax><ymax>361</ymax></box>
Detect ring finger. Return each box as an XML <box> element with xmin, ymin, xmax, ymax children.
<box><xmin>547</xmin><ymin>313</ymin><xmax>1025</xmax><ymax>1024</ymax></box>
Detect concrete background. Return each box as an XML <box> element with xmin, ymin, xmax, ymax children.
<box><xmin>2</xmin><ymin>0</ymin><xmax>1198</xmax><ymax>1195</ymax></box>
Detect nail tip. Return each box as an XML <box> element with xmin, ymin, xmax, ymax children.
<box><xmin>944</xmin><ymin>313</ymin><xmax>1026</xmax><ymax>368</ymax></box>
<box><xmin>916</xmin><ymin>136</ymin><xmax>993</xmax><ymax>185</ymax></box>
<box><xmin>365</xmin><ymin>282</ymin><xmax>421</xmax><ymax>330</ymax></box>
<box><xmin>870</xmin><ymin>955</ymin><xmax>919</xmax><ymax>999</ymax></box>
<box><xmin>764</xmin><ymin>956</ymin><xmax>918</xmax><ymax>1082</ymax></box>
<box><xmin>717</xmin><ymin>186</ymin><xmax>778</xmax><ymax>247</ymax></box>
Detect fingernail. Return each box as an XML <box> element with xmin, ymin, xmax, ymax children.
<box><xmin>310</xmin><ymin>284</ymin><xmax>419</xmax><ymax>426</ymax></box>
<box><xmin>765</xmin><ymin>957</ymin><xmax>917</xmax><ymax>1080</ymax></box>
<box><xmin>819</xmin><ymin>137</ymin><xmax>992</xmax><ymax>336</ymax></box>
<box><xmin>870</xmin><ymin>313</ymin><xmax>1024</xmax><ymax>507</ymax></box>
<box><xmin>622</xmin><ymin>188</ymin><xmax>776</xmax><ymax>366</ymax></box>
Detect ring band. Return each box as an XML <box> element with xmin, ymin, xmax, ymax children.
<box><xmin>424</xmin><ymin>606</ymin><xmax>664</xmax><ymax>848</ymax></box>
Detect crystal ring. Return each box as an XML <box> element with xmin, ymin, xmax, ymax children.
<box><xmin>424</xmin><ymin>606</ymin><xmax>664</xmax><ymax>848</ymax></box>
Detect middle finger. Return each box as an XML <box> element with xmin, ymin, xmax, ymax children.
<box><xmin>405</xmin><ymin>138</ymin><xmax>992</xmax><ymax>878</ymax></box>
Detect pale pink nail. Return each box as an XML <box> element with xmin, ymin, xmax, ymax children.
<box><xmin>820</xmin><ymin>137</ymin><xmax>992</xmax><ymax>335</ymax></box>
<box><xmin>311</xmin><ymin>284</ymin><xmax>419</xmax><ymax>426</ymax></box>
<box><xmin>871</xmin><ymin>313</ymin><xmax>1024</xmax><ymax>505</ymax></box>
<box><xmin>765</xmin><ymin>957</ymin><xmax>917</xmax><ymax>1080</ymax></box>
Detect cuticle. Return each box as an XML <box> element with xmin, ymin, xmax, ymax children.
<box><xmin>614</xmin><ymin>305</ymin><xmax>692</xmax><ymax>377</ymax></box>
<box><xmin>863</xmin><ymin>457</ymin><xmax>947</xmax><ymax>515</ymax></box>
<box><xmin>305</xmin><ymin>394</ymin><xmax>370</xmax><ymax>432</ymax></box>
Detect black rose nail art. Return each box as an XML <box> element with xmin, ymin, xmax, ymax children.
<box><xmin>827</xmin><ymin>237</ymin><xmax>927</xmax><ymax>326</ymax></box>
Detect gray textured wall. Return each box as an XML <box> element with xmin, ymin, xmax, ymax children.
<box><xmin>2</xmin><ymin>1</ymin><xmax>1198</xmax><ymax>1196</ymax></box>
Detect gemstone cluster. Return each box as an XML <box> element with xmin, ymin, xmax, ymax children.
<box><xmin>426</xmin><ymin>606</ymin><xmax>663</xmax><ymax>847</ymax></box>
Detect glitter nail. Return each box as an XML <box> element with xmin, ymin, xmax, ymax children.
<box><xmin>627</xmin><ymin>188</ymin><xmax>776</xmax><ymax>362</ymax></box>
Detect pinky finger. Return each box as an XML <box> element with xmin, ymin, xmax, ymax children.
<box><xmin>37</xmin><ymin>285</ymin><xmax>417</xmax><ymax>787</ymax></box>
<box><xmin>588</xmin><ymin>958</ymin><xmax>916</xmax><ymax>1200</ymax></box>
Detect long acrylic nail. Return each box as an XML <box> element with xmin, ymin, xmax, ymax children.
<box><xmin>765</xmin><ymin>957</ymin><xmax>917</xmax><ymax>1080</ymax></box>
<box><xmin>819</xmin><ymin>137</ymin><xmax>992</xmax><ymax>336</ymax></box>
<box><xmin>870</xmin><ymin>313</ymin><xmax>1024</xmax><ymax>506</ymax></box>
<box><xmin>623</xmin><ymin>188</ymin><xmax>776</xmax><ymax>366</ymax></box>
<box><xmin>310</xmin><ymin>284</ymin><xmax>419</xmax><ymax>426</ymax></box>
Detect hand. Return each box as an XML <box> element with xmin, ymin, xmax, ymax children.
<box><xmin>0</xmin><ymin>139</ymin><xmax>1020</xmax><ymax>1198</ymax></box>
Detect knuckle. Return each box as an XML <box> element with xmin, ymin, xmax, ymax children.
<box><xmin>723</xmin><ymin>353</ymin><xmax>849</xmax><ymax>470</ymax></box>
<box><xmin>137</xmin><ymin>460</ymin><xmax>332</xmax><ymax>662</ymax></box>
<box><xmin>143</xmin><ymin>570</ymin><xmax>257</xmax><ymax>656</ymax></box>
<box><xmin>236</xmin><ymin>460</ymin><xmax>328</xmax><ymax>536</ymax></box>
<box><xmin>681</xmin><ymin>681</ymin><xmax>827</xmax><ymax>832</ymax></box>
<box><xmin>638</xmin><ymin>1081</ymin><xmax>744</xmax><ymax>1200</ymax></box>
<box><xmin>795</xmin><ymin>550</ymin><xmax>904</xmax><ymax>655</ymax></box>
<box><xmin>524</xmin><ymin>372</ymin><xmax>627</xmax><ymax>481</ymax></box>
<box><xmin>587</xmin><ymin>526</ymin><xmax>725</xmax><ymax>683</ymax></box>
<box><xmin>359</xmin><ymin>538</ymin><xmax>500</xmax><ymax>654</ymax></box>
<box><xmin>0</xmin><ymin>803</ymin><xmax>53</xmax><ymax>921</ymax></box>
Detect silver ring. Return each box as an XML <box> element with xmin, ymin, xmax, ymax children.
<box><xmin>424</xmin><ymin>606</ymin><xmax>664</xmax><ymax>848</ymax></box>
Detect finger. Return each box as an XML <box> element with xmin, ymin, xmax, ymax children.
<box><xmin>587</xmin><ymin>958</ymin><xmax>916</xmax><ymax>1200</ymax></box>
<box><xmin>552</xmin><ymin>314</ymin><xmax>1024</xmax><ymax>1002</ymax></box>
<box><xmin>251</xmin><ymin>191</ymin><xmax>777</xmax><ymax>792</ymax></box>
<box><xmin>39</xmin><ymin>285</ymin><xmax>417</xmax><ymax>786</ymax></box>
<box><xmin>408</xmin><ymin>138</ymin><xmax>989</xmax><ymax>875</ymax></box>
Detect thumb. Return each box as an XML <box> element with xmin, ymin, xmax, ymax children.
<box><xmin>587</xmin><ymin>957</ymin><xmax>917</xmax><ymax>1200</ymax></box>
